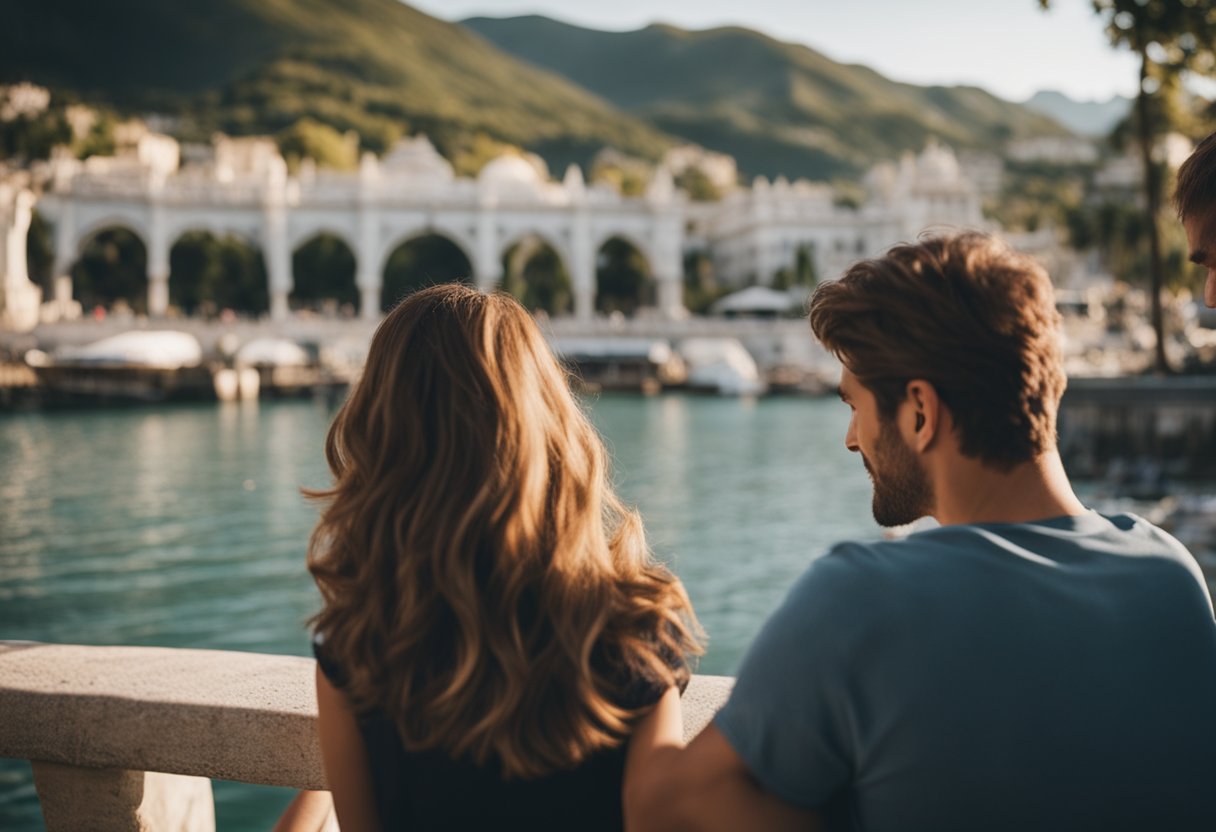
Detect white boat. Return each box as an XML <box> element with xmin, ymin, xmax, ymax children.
<box><xmin>678</xmin><ymin>337</ymin><xmax>766</xmax><ymax>396</ymax></box>
<box><xmin>25</xmin><ymin>330</ymin><xmax>212</xmax><ymax>403</ymax></box>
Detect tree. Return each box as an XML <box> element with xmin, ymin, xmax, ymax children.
<box><xmin>1042</xmin><ymin>0</ymin><xmax>1216</xmax><ymax>373</ymax></box>
<box><xmin>674</xmin><ymin>166</ymin><xmax>722</xmax><ymax>202</ymax></box>
<box><xmin>595</xmin><ymin>238</ymin><xmax>652</xmax><ymax>315</ymax></box>
<box><xmin>168</xmin><ymin>232</ymin><xmax>269</xmax><ymax>316</ymax></box>
<box><xmin>291</xmin><ymin>234</ymin><xmax>358</xmax><ymax>312</ymax></box>
<box><xmin>277</xmin><ymin>118</ymin><xmax>358</xmax><ymax>171</ymax></box>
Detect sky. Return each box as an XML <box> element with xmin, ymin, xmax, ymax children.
<box><xmin>407</xmin><ymin>0</ymin><xmax>1141</xmax><ymax>103</ymax></box>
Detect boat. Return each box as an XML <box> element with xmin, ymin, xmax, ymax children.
<box><xmin>24</xmin><ymin>330</ymin><xmax>213</xmax><ymax>404</ymax></box>
<box><xmin>678</xmin><ymin>337</ymin><xmax>766</xmax><ymax>396</ymax></box>
<box><xmin>234</xmin><ymin>337</ymin><xmax>337</xmax><ymax>398</ymax></box>
<box><xmin>549</xmin><ymin>337</ymin><xmax>685</xmax><ymax>393</ymax></box>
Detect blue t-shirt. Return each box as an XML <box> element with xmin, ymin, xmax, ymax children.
<box><xmin>715</xmin><ymin>512</ymin><xmax>1216</xmax><ymax>832</ymax></box>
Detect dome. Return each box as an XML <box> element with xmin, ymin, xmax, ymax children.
<box><xmin>479</xmin><ymin>154</ymin><xmax>546</xmax><ymax>187</ymax></box>
<box><xmin>916</xmin><ymin>139</ymin><xmax>961</xmax><ymax>183</ymax></box>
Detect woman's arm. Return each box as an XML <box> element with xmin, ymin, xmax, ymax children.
<box><xmin>623</xmin><ymin>687</ymin><xmax>819</xmax><ymax>832</ymax></box>
<box><xmin>623</xmin><ymin>686</ymin><xmax>684</xmax><ymax>830</ymax></box>
<box><xmin>272</xmin><ymin>790</ymin><xmax>335</xmax><ymax>832</ymax></box>
<box><xmin>315</xmin><ymin>664</ymin><xmax>382</xmax><ymax>832</ymax></box>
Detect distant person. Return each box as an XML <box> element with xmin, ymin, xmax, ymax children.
<box><xmin>625</xmin><ymin>233</ymin><xmax>1216</xmax><ymax>831</ymax></box>
<box><xmin>1176</xmin><ymin>130</ymin><xmax>1216</xmax><ymax>308</ymax></box>
<box><xmin>280</xmin><ymin>284</ymin><xmax>701</xmax><ymax>831</ymax></box>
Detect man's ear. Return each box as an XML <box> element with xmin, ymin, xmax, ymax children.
<box><xmin>904</xmin><ymin>379</ymin><xmax>942</xmax><ymax>453</ymax></box>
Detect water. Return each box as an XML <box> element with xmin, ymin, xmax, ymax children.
<box><xmin>0</xmin><ymin>394</ymin><xmax>878</xmax><ymax>830</ymax></box>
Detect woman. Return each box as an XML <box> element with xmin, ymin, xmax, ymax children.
<box><xmin>291</xmin><ymin>284</ymin><xmax>702</xmax><ymax>831</ymax></box>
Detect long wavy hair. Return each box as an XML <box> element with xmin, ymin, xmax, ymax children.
<box><xmin>308</xmin><ymin>284</ymin><xmax>702</xmax><ymax>779</ymax></box>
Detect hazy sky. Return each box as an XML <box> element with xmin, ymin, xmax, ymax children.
<box><xmin>408</xmin><ymin>0</ymin><xmax>1141</xmax><ymax>102</ymax></box>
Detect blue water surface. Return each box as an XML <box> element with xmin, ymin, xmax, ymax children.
<box><xmin>0</xmin><ymin>394</ymin><xmax>875</xmax><ymax>830</ymax></box>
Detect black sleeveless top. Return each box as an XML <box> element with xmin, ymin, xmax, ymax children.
<box><xmin>313</xmin><ymin>636</ymin><xmax>676</xmax><ymax>831</ymax></box>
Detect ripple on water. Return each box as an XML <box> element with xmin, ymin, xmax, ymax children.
<box><xmin>0</xmin><ymin>395</ymin><xmax>878</xmax><ymax>831</ymax></box>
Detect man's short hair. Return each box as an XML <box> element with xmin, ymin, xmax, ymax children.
<box><xmin>1175</xmin><ymin>131</ymin><xmax>1216</xmax><ymax>221</ymax></box>
<box><xmin>808</xmin><ymin>232</ymin><xmax>1065</xmax><ymax>470</ymax></box>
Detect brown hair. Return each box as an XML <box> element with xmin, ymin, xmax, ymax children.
<box><xmin>307</xmin><ymin>284</ymin><xmax>701</xmax><ymax>778</ymax></box>
<box><xmin>808</xmin><ymin>232</ymin><xmax>1065</xmax><ymax>470</ymax></box>
<box><xmin>1175</xmin><ymin>130</ymin><xmax>1216</xmax><ymax>221</ymax></box>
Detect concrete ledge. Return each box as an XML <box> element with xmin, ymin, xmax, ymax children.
<box><xmin>0</xmin><ymin>641</ymin><xmax>732</xmax><ymax>789</ymax></box>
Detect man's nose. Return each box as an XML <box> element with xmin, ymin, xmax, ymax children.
<box><xmin>845</xmin><ymin>418</ymin><xmax>859</xmax><ymax>453</ymax></box>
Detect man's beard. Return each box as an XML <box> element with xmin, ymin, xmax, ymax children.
<box><xmin>863</xmin><ymin>426</ymin><xmax>933</xmax><ymax>528</ymax></box>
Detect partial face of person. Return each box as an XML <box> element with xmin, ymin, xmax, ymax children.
<box><xmin>1183</xmin><ymin>211</ymin><xmax>1216</xmax><ymax>308</ymax></box>
<box><xmin>839</xmin><ymin>367</ymin><xmax>933</xmax><ymax>528</ymax></box>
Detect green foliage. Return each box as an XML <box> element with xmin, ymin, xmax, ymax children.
<box><xmin>0</xmin><ymin>110</ymin><xmax>70</xmax><ymax>162</ymax></box>
<box><xmin>831</xmin><ymin>181</ymin><xmax>865</xmax><ymax>210</ymax></box>
<box><xmin>682</xmin><ymin>250</ymin><xmax>727</xmax><ymax>314</ymax></box>
<box><xmin>168</xmin><ymin>231</ymin><xmax>269</xmax><ymax>316</ymax></box>
<box><xmin>74</xmin><ymin>113</ymin><xmax>115</xmax><ymax>159</ymax></box>
<box><xmin>291</xmin><ymin>234</ymin><xmax>357</xmax><ymax>310</ymax></box>
<box><xmin>381</xmin><ymin>234</ymin><xmax>472</xmax><ymax>312</ymax></box>
<box><xmin>277</xmin><ymin>118</ymin><xmax>357</xmax><ymax>170</ymax></box>
<box><xmin>1087</xmin><ymin>0</ymin><xmax>1216</xmax><ymax>77</ymax></box>
<box><xmin>674</xmin><ymin>166</ymin><xmax>721</xmax><ymax>201</ymax></box>
<box><xmin>590</xmin><ymin>159</ymin><xmax>650</xmax><ymax>196</ymax></box>
<box><xmin>1065</xmin><ymin>195</ymin><xmax>1194</xmax><ymax>292</ymax></box>
<box><xmin>985</xmin><ymin>159</ymin><xmax>1090</xmax><ymax>232</ymax></box>
<box><xmin>442</xmin><ymin>132</ymin><xmax>520</xmax><ymax>178</ymax></box>
<box><xmin>596</xmin><ymin>237</ymin><xmax>652</xmax><ymax>315</ymax></box>
<box><xmin>771</xmin><ymin>243</ymin><xmax>818</xmax><ymax>291</ymax></box>
<box><xmin>72</xmin><ymin>228</ymin><xmax>148</xmax><ymax>312</ymax></box>
<box><xmin>502</xmin><ymin>241</ymin><xmax>571</xmax><ymax>315</ymax></box>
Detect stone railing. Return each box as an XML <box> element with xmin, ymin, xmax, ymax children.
<box><xmin>0</xmin><ymin>641</ymin><xmax>733</xmax><ymax>831</ymax></box>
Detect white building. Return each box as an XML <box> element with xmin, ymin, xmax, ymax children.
<box><xmin>29</xmin><ymin>134</ymin><xmax>687</xmax><ymax>323</ymax></box>
<box><xmin>692</xmin><ymin>139</ymin><xmax>985</xmax><ymax>286</ymax></box>
<box><xmin>3</xmin><ymin>135</ymin><xmax>995</xmax><ymax>331</ymax></box>
<box><xmin>0</xmin><ymin>83</ymin><xmax>51</xmax><ymax>123</ymax></box>
<box><xmin>1006</xmin><ymin>136</ymin><xmax>1099</xmax><ymax>165</ymax></box>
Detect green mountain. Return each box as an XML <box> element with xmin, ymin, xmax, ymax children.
<box><xmin>462</xmin><ymin>15</ymin><xmax>1072</xmax><ymax>180</ymax></box>
<box><xmin>0</xmin><ymin>0</ymin><xmax>672</xmax><ymax>169</ymax></box>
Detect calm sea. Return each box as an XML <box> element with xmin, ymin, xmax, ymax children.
<box><xmin>0</xmin><ymin>394</ymin><xmax>878</xmax><ymax>830</ymax></box>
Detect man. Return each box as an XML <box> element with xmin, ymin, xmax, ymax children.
<box><xmin>1176</xmin><ymin>130</ymin><xmax>1216</xmax><ymax>308</ymax></box>
<box><xmin>626</xmin><ymin>233</ymin><xmax>1216</xmax><ymax>831</ymax></box>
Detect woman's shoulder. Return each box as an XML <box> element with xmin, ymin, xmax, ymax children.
<box><xmin>311</xmin><ymin>631</ymin><xmax>348</xmax><ymax>687</ymax></box>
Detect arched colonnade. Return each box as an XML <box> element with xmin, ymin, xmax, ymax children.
<box><xmin>39</xmin><ymin>197</ymin><xmax>685</xmax><ymax>320</ymax></box>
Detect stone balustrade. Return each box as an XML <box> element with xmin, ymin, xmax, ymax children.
<box><xmin>0</xmin><ymin>641</ymin><xmax>733</xmax><ymax>831</ymax></box>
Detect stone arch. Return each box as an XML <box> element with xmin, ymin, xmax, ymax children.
<box><xmin>70</xmin><ymin>223</ymin><xmax>149</xmax><ymax>313</ymax></box>
<box><xmin>290</xmin><ymin>232</ymin><xmax>358</xmax><ymax>315</ymax></box>
<box><xmin>167</xmin><ymin>228</ymin><xmax>269</xmax><ymax>317</ymax></box>
<box><xmin>595</xmin><ymin>234</ymin><xmax>654</xmax><ymax>316</ymax></box>
<box><xmin>499</xmin><ymin>232</ymin><xmax>573</xmax><ymax>316</ymax></box>
<box><xmin>591</xmin><ymin>229</ymin><xmax>654</xmax><ymax>269</ymax></box>
<box><xmin>377</xmin><ymin>223</ymin><xmax>477</xmax><ymax>279</ymax></box>
<box><xmin>286</xmin><ymin>222</ymin><xmax>358</xmax><ymax>257</ymax></box>
<box><xmin>164</xmin><ymin>217</ymin><xmax>262</xmax><ymax>252</ymax></box>
<box><xmin>379</xmin><ymin>231</ymin><xmax>474</xmax><ymax>312</ymax></box>
<box><xmin>73</xmin><ymin>214</ymin><xmax>149</xmax><ymax>260</ymax></box>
